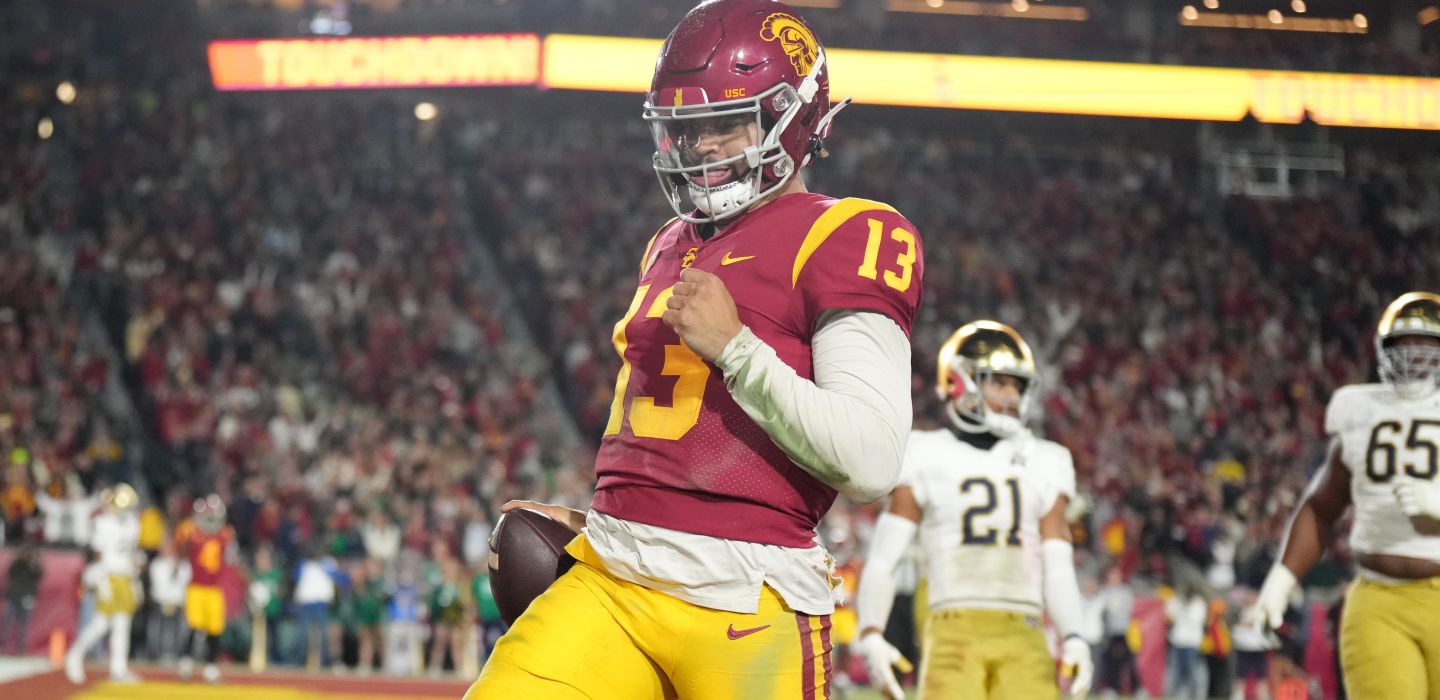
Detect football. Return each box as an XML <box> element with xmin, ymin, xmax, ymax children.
<box><xmin>488</xmin><ymin>508</ymin><xmax>579</xmax><ymax>626</ymax></box>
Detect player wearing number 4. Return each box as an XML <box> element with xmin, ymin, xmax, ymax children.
<box><xmin>177</xmin><ymin>494</ymin><xmax>236</xmax><ymax>684</ymax></box>
<box><xmin>468</xmin><ymin>1</ymin><xmax>922</xmax><ymax>698</ymax></box>
<box><xmin>1247</xmin><ymin>291</ymin><xmax>1440</xmax><ymax>699</ymax></box>
<box><xmin>855</xmin><ymin>321</ymin><xmax>1092</xmax><ymax>700</ymax></box>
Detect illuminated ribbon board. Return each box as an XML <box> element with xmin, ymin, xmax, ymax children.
<box><xmin>207</xmin><ymin>34</ymin><xmax>541</xmax><ymax>90</ymax></box>
<box><xmin>207</xmin><ymin>33</ymin><xmax>1440</xmax><ymax>130</ymax></box>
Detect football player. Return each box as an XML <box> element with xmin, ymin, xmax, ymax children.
<box><xmin>177</xmin><ymin>494</ymin><xmax>234</xmax><ymax>683</ymax></box>
<box><xmin>66</xmin><ymin>483</ymin><xmax>143</xmax><ymax>684</ymax></box>
<box><xmin>854</xmin><ymin>321</ymin><xmax>1092</xmax><ymax>700</ymax></box>
<box><xmin>468</xmin><ymin>1</ymin><xmax>923</xmax><ymax>698</ymax></box>
<box><xmin>1248</xmin><ymin>291</ymin><xmax>1440</xmax><ymax>699</ymax></box>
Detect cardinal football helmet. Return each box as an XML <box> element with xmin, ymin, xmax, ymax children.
<box><xmin>193</xmin><ymin>494</ymin><xmax>228</xmax><ymax>534</ymax></box>
<box><xmin>1376</xmin><ymin>291</ymin><xmax>1440</xmax><ymax>398</ymax></box>
<box><xmin>644</xmin><ymin>0</ymin><xmax>849</xmax><ymax>223</ymax></box>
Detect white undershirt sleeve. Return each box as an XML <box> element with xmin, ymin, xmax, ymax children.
<box><xmin>855</xmin><ymin>512</ymin><xmax>919</xmax><ymax>633</ymax></box>
<box><xmin>1042</xmin><ymin>538</ymin><xmax>1084</xmax><ymax>639</ymax></box>
<box><xmin>713</xmin><ymin>310</ymin><xmax>913</xmax><ymax>503</ymax></box>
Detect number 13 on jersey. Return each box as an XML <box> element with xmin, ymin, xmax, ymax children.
<box><xmin>857</xmin><ymin>218</ymin><xmax>916</xmax><ymax>293</ymax></box>
<box><xmin>604</xmin><ymin>284</ymin><xmax>712</xmax><ymax>441</ymax></box>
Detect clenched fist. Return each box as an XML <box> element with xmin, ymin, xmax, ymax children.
<box><xmin>663</xmin><ymin>268</ymin><xmax>742</xmax><ymax>362</ymax></box>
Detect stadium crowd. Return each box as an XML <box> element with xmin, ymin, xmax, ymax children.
<box><xmin>2</xmin><ymin>0</ymin><xmax>1440</xmax><ymax>695</ymax></box>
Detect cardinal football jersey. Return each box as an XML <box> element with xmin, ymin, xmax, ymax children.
<box><xmin>899</xmin><ymin>428</ymin><xmax>1075</xmax><ymax>615</ymax></box>
<box><xmin>592</xmin><ymin>194</ymin><xmax>923</xmax><ymax>548</ymax></box>
<box><xmin>179</xmin><ymin>522</ymin><xmax>235</xmax><ymax>587</ymax></box>
<box><xmin>1327</xmin><ymin>383</ymin><xmax>1440</xmax><ymax>563</ymax></box>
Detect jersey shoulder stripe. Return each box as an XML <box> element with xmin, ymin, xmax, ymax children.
<box><xmin>639</xmin><ymin>218</ymin><xmax>679</xmax><ymax>278</ymax></box>
<box><xmin>790</xmin><ymin>197</ymin><xmax>898</xmax><ymax>287</ymax></box>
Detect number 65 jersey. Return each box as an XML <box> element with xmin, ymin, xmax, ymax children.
<box><xmin>1328</xmin><ymin>383</ymin><xmax>1440</xmax><ymax>563</ymax></box>
<box><xmin>899</xmin><ymin>428</ymin><xmax>1076</xmax><ymax>616</ymax></box>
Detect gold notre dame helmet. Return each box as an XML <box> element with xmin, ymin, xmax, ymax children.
<box><xmin>935</xmin><ymin>320</ymin><xmax>1037</xmax><ymax>429</ymax></box>
<box><xmin>100</xmin><ymin>483</ymin><xmax>139</xmax><ymax>511</ymax></box>
<box><xmin>1376</xmin><ymin>291</ymin><xmax>1440</xmax><ymax>396</ymax></box>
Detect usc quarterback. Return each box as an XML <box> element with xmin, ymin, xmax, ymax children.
<box><xmin>854</xmin><ymin>322</ymin><xmax>1092</xmax><ymax>700</ymax></box>
<box><xmin>468</xmin><ymin>1</ymin><xmax>923</xmax><ymax>698</ymax></box>
<box><xmin>1249</xmin><ymin>291</ymin><xmax>1440</xmax><ymax>699</ymax></box>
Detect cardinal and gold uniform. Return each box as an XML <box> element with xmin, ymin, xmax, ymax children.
<box><xmin>178</xmin><ymin>521</ymin><xmax>235</xmax><ymax>636</ymax></box>
<box><xmin>472</xmin><ymin>192</ymin><xmax>921</xmax><ymax>700</ymax></box>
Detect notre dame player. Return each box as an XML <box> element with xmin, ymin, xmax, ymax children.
<box><xmin>1250</xmin><ymin>291</ymin><xmax>1440</xmax><ymax>699</ymax></box>
<box><xmin>855</xmin><ymin>321</ymin><xmax>1092</xmax><ymax>699</ymax></box>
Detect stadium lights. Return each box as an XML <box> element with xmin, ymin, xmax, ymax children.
<box><xmin>886</xmin><ymin>0</ymin><xmax>1087</xmax><ymax>21</ymax></box>
<box><xmin>414</xmin><ymin>102</ymin><xmax>437</xmax><ymax>121</ymax></box>
<box><xmin>1291</xmin><ymin>0</ymin><xmax>1306</xmax><ymax>13</ymax></box>
<box><xmin>37</xmin><ymin>118</ymin><xmax>54</xmax><ymax>139</ymax></box>
<box><xmin>56</xmin><ymin>81</ymin><xmax>76</xmax><ymax>104</ymax></box>
<box><xmin>1180</xmin><ymin>11</ymin><xmax>1366</xmax><ymax>33</ymax></box>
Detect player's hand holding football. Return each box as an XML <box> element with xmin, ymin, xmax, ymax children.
<box><xmin>663</xmin><ymin>268</ymin><xmax>742</xmax><ymax>362</ymax></box>
<box><xmin>500</xmin><ymin>500</ymin><xmax>587</xmax><ymax>534</ymax></box>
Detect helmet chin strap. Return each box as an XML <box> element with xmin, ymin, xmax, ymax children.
<box><xmin>984</xmin><ymin>413</ymin><xmax>1026</xmax><ymax>438</ymax></box>
<box><xmin>945</xmin><ymin>400</ymin><xmax>1027</xmax><ymax>439</ymax></box>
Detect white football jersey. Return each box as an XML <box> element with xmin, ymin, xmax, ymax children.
<box><xmin>90</xmin><ymin>511</ymin><xmax>141</xmax><ymax>577</ymax></box>
<box><xmin>899</xmin><ymin>428</ymin><xmax>1076</xmax><ymax>615</ymax></box>
<box><xmin>1327</xmin><ymin>383</ymin><xmax>1440</xmax><ymax>563</ymax></box>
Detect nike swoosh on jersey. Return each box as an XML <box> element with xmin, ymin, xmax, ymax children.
<box><xmin>726</xmin><ymin>623</ymin><xmax>771</xmax><ymax>640</ymax></box>
<box><xmin>720</xmin><ymin>252</ymin><xmax>756</xmax><ymax>265</ymax></box>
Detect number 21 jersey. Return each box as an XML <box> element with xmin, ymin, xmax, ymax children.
<box><xmin>900</xmin><ymin>428</ymin><xmax>1076</xmax><ymax>615</ymax></box>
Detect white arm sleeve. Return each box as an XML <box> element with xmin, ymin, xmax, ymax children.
<box><xmin>856</xmin><ymin>512</ymin><xmax>920</xmax><ymax>633</ymax></box>
<box><xmin>1042</xmin><ymin>538</ymin><xmax>1084</xmax><ymax>639</ymax></box>
<box><xmin>714</xmin><ymin>310</ymin><xmax>912</xmax><ymax>503</ymax></box>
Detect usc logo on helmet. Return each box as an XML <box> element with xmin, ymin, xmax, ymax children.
<box><xmin>760</xmin><ymin>13</ymin><xmax>818</xmax><ymax>77</ymax></box>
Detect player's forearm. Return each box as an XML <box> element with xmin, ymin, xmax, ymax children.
<box><xmin>1277</xmin><ymin>502</ymin><xmax>1330</xmax><ymax>578</ymax></box>
<box><xmin>855</xmin><ymin>512</ymin><xmax>918</xmax><ymax>633</ymax></box>
<box><xmin>714</xmin><ymin>311</ymin><xmax>912</xmax><ymax>503</ymax></box>
<box><xmin>1041</xmin><ymin>538</ymin><xmax>1084</xmax><ymax>639</ymax></box>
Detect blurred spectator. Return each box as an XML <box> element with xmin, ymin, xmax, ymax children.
<box><xmin>34</xmin><ymin>482</ymin><xmax>99</xmax><ymax>546</ymax></box>
<box><xmin>250</xmin><ymin>544</ymin><xmax>286</xmax><ymax>665</ymax></box>
<box><xmin>1167</xmin><ymin>583</ymin><xmax>1212</xmax><ymax>700</ymax></box>
<box><xmin>294</xmin><ymin>546</ymin><xmax>337</xmax><ymax>670</ymax></box>
<box><xmin>426</xmin><ymin>556</ymin><xmax>471</xmax><ymax>676</ymax></box>
<box><xmin>471</xmin><ymin>564</ymin><xmax>504</xmax><ymax>661</ymax></box>
<box><xmin>361</xmin><ymin>507</ymin><xmax>401</xmax><ymax>566</ymax></box>
<box><xmin>352</xmin><ymin>559</ymin><xmax>388</xmax><ymax>675</ymax></box>
<box><xmin>2</xmin><ymin>542</ymin><xmax>41</xmax><ymax>654</ymax></box>
<box><xmin>1232</xmin><ymin>589</ymin><xmax>1272</xmax><ymax>700</ymax></box>
<box><xmin>1095</xmin><ymin>566</ymin><xmax>1140</xmax><ymax>697</ymax></box>
<box><xmin>146</xmin><ymin>536</ymin><xmax>191</xmax><ymax>662</ymax></box>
